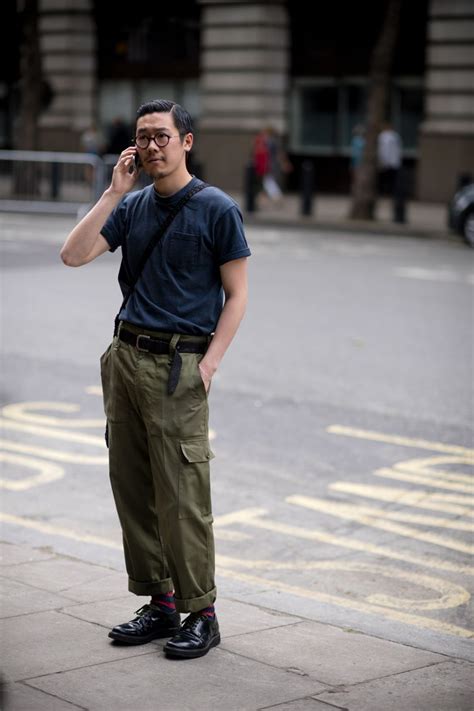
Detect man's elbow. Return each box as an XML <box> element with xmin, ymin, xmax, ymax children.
<box><xmin>60</xmin><ymin>248</ymin><xmax>83</xmax><ymax>267</ymax></box>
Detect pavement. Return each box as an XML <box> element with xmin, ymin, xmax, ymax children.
<box><xmin>1</xmin><ymin>540</ymin><xmax>472</xmax><ymax>711</ymax></box>
<box><xmin>230</xmin><ymin>191</ymin><xmax>456</xmax><ymax>242</ymax></box>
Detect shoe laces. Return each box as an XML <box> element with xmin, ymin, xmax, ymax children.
<box><xmin>183</xmin><ymin>613</ymin><xmax>206</xmax><ymax>632</ymax></box>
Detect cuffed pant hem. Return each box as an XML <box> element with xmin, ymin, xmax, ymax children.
<box><xmin>128</xmin><ymin>577</ymin><xmax>174</xmax><ymax>596</ymax></box>
<box><xmin>175</xmin><ymin>587</ymin><xmax>217</xmax><ymax>613</ymax></box>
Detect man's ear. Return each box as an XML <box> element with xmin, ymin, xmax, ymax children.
<box><xmin>184</xmin><ymin>132</ymin><xmax>194</xmax><ymax>152</ymax></box>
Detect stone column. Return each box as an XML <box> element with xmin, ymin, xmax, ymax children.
<box><xmin>38</xmin><ymin>0</ymin><xmax>96</xmax><ymax>151</ymax></box>
<box><xmin>197</xmin><ymin>0</ymin><xmax>289</xmax><ymax>190</ymax></box>
<box><xmin>417</xmin><ymin>0</ymin><xmax>474</xmax><ymax>201</ymax></box>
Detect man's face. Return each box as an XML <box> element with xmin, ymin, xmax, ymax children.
<box><xmin>135</xmin><ymin>112</ymin><xmax>193</xmax><ymax>180</ymax></box>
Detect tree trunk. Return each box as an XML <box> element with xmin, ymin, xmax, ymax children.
<box><xmin>349</xmin><ymin>0</ymin><xmax>402</xmax><ymax>220</ymax></box>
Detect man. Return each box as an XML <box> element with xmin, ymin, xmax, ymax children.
<box><xmin>60</xmin><ymin>100</ymin><xmax>250</xmax><ymax>659</ymax></box>
<box><xmin>377</xmin><ymin>121</ymin><xmax>402</xmax><ymax>196</ymax></box>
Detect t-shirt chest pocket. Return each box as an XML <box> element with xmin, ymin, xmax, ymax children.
<box><xmin>166</xmin><ymin>232</ymin><xmax>200</xmax><ymax>268</ymax></box>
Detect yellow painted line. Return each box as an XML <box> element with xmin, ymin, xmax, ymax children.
<box><xmin>216</xmin><ymin>567</ymin><xmax>473</xmax><ymax>639</ymax></box>
<box><xmin>2</xmin><ymin>402</ymin><xmax>104</xmax><ymax>429</ymax></box>
<box><xmin>0</xmin><ymin>453</ymin><xmax>64</xmax><ymax>491</ymax></box>
<box><xmin>1</xmin><ymin>512</ymin><xmax>471</xmax><ymax>638</ymax></box>
<box><xmin>214</xmin><ymin>529</ymin><xmax>252</xmax><ymax>541</ymax></box>
<box><xmin>0</xmin><ymin>512</ymin><xmax>122</xmax><ymax>550</ymax></box>
<box><xmin>395</xmin><ymin>456</ymin><xmax>473</xmax><ymax>483</ymax></box>
<box><xmin>216</xmin><ymin>555</ymin><xmax>470</xmax><ymax>611</ymax></box>
<box><xmin>291</xmin><ymin>492</ymin><xmax>472</xmax><ymax>531</ymax></box>
<box><xmin>327</xmin><ymin>425</ymin><xmax>473</xmax><ymax>457</ymax></box>
<box><xmin>86</xmin><ymin>386</ymin><xmax>102</xmax><ymax>396</ymax></box>
<box><xmin>0</xmin><ymin>439</ymin><xmax>108</xmax><ymax>465</ymax></box>
<box><xmin>375</xmin><ymin>467</ymin><xmax>473</xmax><ymax>494</ymax></box>
<box><xmin>287</xmin><ymin>495</ymin><xmax>473</xmax><ymax>554</ymax></box>
<box><xmin>330</xmin><ymin>482</ymin><xmax>473</xmax><ymax>517</ymax></box>
<box><xmin>0</xmin><ymin>418</ymin><xmax>106</xmax><ymax>448</ymax></box>
<box><xmin>219</xmin><ymin>508</ymin><xmax>474</xmax><ymax>574</ymax></box>
<box><xmin>214</xmin><ymin>508</ymin><xmax>267</xmax><ymax>526</ymax></box>
<box><xmin>228</xmin><ymin>508</ymin><xmax>473</xmax><ymax>575</ymax></box>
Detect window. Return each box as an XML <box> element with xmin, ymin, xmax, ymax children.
<box><xmin>291</xmin><ymin>78</ymin><xmax>423</xmax><ymax>156</ymax></box>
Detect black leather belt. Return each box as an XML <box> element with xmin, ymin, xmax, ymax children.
<box><xmin>118</xmin><ymin>327</ymin><xmax>207</xmax><ymax>355</ymax></box>
<box><xmin>117</xmin><ymin>327</ymin><xmax>208</xmax><ymax>395</ymax></box>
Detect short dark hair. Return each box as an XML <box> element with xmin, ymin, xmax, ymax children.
<box><xmin>136</xmin><ymin>100</ymin><xmax>193</xmax><ymax>137</ymax></box>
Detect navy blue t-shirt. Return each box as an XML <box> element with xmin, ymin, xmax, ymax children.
<box><xmin>101</xmin><ymin>177</ymin><xmax>251</xmax><ymax>336</ymax></box>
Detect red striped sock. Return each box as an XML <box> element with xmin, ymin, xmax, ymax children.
<box><xmin>150</xmin><ymin>591</ymin><xmax>176</xmax><ymax>614</ymax></box>
<box><xmin>199</xmin><ymin>605</ymin><xmax>215</xmax><ymax>619</ymax></box>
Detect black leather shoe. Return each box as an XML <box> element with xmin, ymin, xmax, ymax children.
<box><xmin>108</xmin><ymin>604</ymin><xmax>180</xmax><ymax>645</ymax></box>
<box><xmin>164</xmin><ymin>613</ymin><xmax>221</xmax><ymax>659</ymax></box>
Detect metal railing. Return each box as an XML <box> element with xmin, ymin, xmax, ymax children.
<box><xmin>0</xmin><ymin>150</ymin><xmax>151</xmax><ymax>216</ymax></box>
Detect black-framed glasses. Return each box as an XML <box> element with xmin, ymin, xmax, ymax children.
<box><xmin>133</xmin><ymin>132</ymin><xmax>182</xmax><ymax>149</ymax></box>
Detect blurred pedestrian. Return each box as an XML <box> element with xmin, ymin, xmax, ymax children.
<box><xmin>377</xmin><ymin>121</ymin><xmax>402</xmax><ymax>196</ymax></box>
<box><xmin>253</xmin><ymin>126</ymin><xmax>292</xmax><ymax>207</ymax></box>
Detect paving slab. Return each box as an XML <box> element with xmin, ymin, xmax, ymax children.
<box><xmin>0</xmin><ymin>542</ymin><xmax>55</xmax><ymax>567</ymax></box>
<box><xmin>0</xmin><ymin>556</ymin><xmax>124</xmax><ymax>601</ymax></box>
<box><xmin>221</xmin><ymin>620</ymin><xmax>444</xmax><ymax>686</ymax></box>
<box><xmin>315</xmin><ymin>660</ymin><xmax>474</xmax><ymax>711</ymax></box>
<box><xmin>26</xmin><ymin>646</ymin><xmax>329</xmax><ymax>711</ymax></box>
<box><xmin>61</xmin><ymin>596</ymin><xmax>301</xmax><ymax>638</ymax></box>
<box><xmin>0</xmin><ymin>576</ymin><xmax>73</xmax><ymax>618</ymax></box>
<box><xmin>0</xmin><ymin>610</ymin><xmax>155</xmax><ymax>682</ymax></box>
<box><xmin>260</xmin><ymin>699</ymin><xmax>345</xmax><ymax>711</ymax></box>
<box><xmin>1</xmin><ymin>682</ymin><xmax>83</xmax><ymax>711</ymax></box>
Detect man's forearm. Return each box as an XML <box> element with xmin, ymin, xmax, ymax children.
<box><xmin>60</xmin><ymin>189</ymin><xmax>121</xmax><ymax>266</ymax></box>
<box><xmin>200</xmin><ymin>293</ymin><xmax>247</xmax><ymax>378</ymax></box>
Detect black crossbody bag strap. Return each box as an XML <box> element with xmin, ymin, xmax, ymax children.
<box><xmin>113</xmin><ymin>181</ymin><xmax>208</xmax><ymax>334</ymax></box>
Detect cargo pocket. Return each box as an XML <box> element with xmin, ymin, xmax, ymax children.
<box><xmin>178</xmin><ymin>439</ymin><xmax>215</xmax><ymax>520</ymax></box>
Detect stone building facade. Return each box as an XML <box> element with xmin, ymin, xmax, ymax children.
<box><xmin>9</xmin><ymin>0</ymin><xmax>474</xmax><ymax>201</ymax></box>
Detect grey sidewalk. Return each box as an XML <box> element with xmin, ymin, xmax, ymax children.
<box><xmin>230</xmin><ymin>192</ymin><xmax>455</xmax><ymax>242</ymax></box>
<box><xmin>1</xmin><ymin>541</ymin><xmax>472</xmax><ymax>711</ymax></box>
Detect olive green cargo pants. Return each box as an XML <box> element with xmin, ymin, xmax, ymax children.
<box><xmin>100</xmin><ymin>322</ymin><xmax>216</xmax><ymax>613</ymax></box>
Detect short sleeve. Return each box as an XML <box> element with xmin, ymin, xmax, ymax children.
<box><xmin>100</xmin><ymin>198</ymin><xmax>127</xmax><ymax>253</ymax></box>
<box><xmin>213</xmin><ymin>206</ymin><xmax>251</xmax><ymax>265</ymax></box>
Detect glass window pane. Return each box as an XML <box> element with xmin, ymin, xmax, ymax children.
<box><xmin>399</xmin><ymin>87</ymin><xmax>423</xmax><ymax>150</ymax></box>
<box><xmin>300</xmin><ymin>86</ymin><xmax>338</xmax><ymax>148</ymax></box>
<box><xmin>344</xmin><ymin>85</ymin><xmax>366</xmax><ymax>148</ymax></box>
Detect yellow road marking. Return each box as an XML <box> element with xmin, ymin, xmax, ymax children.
<box><xmin>290</xmin><ymin>493</ymin><xmax>473</xmax><ymax>530</ymax></box>
<box><xmin>330</xmin><ymin>482</ymin><xmax>473</xmax><ymax>517</ymax></box>
<box><xmin>1</xmin><ymin>512</ymin><xmax>471</xmax><ymax>638</ymax></box>
<box><xmin>0</xmin><ymin>454</ymin><xmax>64</xmax><ymax>491</ymax></box>
<box><xmin>375</xmin><ymin>467</ymin><xmax>473</xmax><ymax>494</ymax></box>
<box><xmin>395</xmin><ymin>456</ymin><xmax>473</xmax><ymax>483</ymax></box>
<box><xmin>225</xmin><ymin>508</ymin><xmax>473</xmax><ymax>575</ymax></box>
<box><xmin>216</xmin><ymin>555</ymin><xmax>470</xmax><ymax>611</ymax></box>
<box><xmin>0</xmin><ymin>512</ymin><xmax>122</xmax><ymax>549</ymax></box>
<box><xmin>214</xmin><ymin>508</ymin><xmax>267</xmax><ymax>526</ymax></box>
<box><xmin>2</xmin><ymin>402</ymin><xmax>104</xmax><ymax>429</ymax></box>
<box><xmin>287</xmin><ymin>495</ymin><xmax>473</xmax><ymax>554</ymax></box>
<box><xmin>86</xmin><ymin>386</ymin><xmax>102</xmax><ymax>396</ymax></box>
<box><xmin>0</xmin><ymin>418</ymin><xmax>106</xmax><ymax>448</ymax></box>
<box><xmin>327</xmin><ymin>425</ymin><xmax>473</xmax><ymax>457</ymax></box>
<box><xmin>0</xmin><ymin>439</ymin><xmax>108</xmax><ymax>465</ymax></box>
<box><xmin>216</xmin><ymin>567</ymin><xmax>473</xmax><ymax>639</ymax></box>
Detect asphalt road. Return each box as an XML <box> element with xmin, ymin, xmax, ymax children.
<box><xmin>1</xmin><ymin>212</ymin><xmax>472</xmax><ymax>661</ymax></box>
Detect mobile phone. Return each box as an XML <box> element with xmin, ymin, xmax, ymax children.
<box><xmin>128</xmin><ymin>153</ymin><xmax>141</xmax><ymax>174</ymax></box>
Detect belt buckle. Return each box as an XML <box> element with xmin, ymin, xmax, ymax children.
<box><xmin>136</xmin><ymin>334</ymin><xmax>151</xmax><ymax>352</ymax></box>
